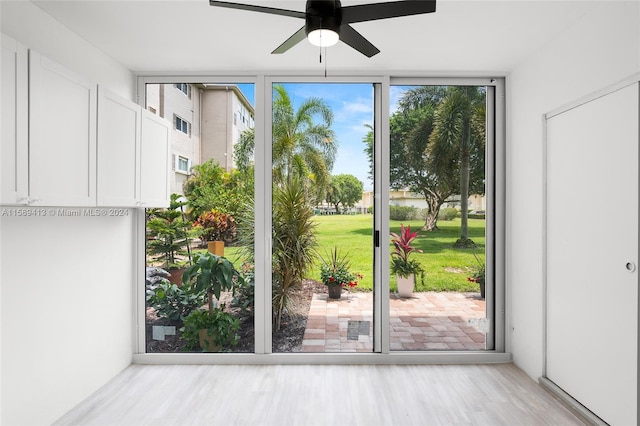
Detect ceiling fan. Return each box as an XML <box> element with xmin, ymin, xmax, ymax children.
<box><xmin>209</xmin><ymin>0</ymin><xmax>437</xmax><ymax>57</ymax></box>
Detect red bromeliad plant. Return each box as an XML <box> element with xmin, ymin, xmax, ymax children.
<box><xmin>390</xmin><ymin>224</ymin><xmax>425</xmax><ymax>279</ymax></box>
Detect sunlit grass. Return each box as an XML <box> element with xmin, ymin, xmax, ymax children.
<box><xmin>214</xmin><ymin>213</ymin><xmax>485</xmax><ymax>293</ymax></box>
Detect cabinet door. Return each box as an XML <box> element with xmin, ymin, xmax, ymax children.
<box><xmin>1</xmin><ymin>36</ymin><xmax>28</xmax><ymax>205</ymax></box>
<box><xmin>140</xmin><ymin>110</ymin><xmax>170</xmax><ymax>208</ymax></box>
<box><xmin>29</xmin><ymin>50</ymin><xmax>97</xmax><ymax>206</ymax></box>
<box><xmin>97</xmin><ymin>87</ymin><xmax>141</xmax><ymax>206</ymax></box>
<box><xmin>546</xmin><ymin>83</ymin><xmax>638</xmax><ymax>425</ymax></box>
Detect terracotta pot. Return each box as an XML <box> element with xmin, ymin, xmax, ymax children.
<box><xmin>168</xmin><ymin>267</ymin><xmax>186</xmax><ymax>286</ymax></box>
<box><xmin>207</xmin><ymin>241</ymin><xmax>225</xmax><ymax>256</ymax></box>
<box><xmin>396</xmin><ymin>274</ymin><xmax>415</xmax><ymax>298</ymax></box>
<box><xmin>198</xmin><ymin>329</ymin><xmax>220</xmax><ymax>352</ymax></box>
<box><xmin>327</xmin><ymin>284</ymin><xmax>342</xmax><ymax>299</ymax></box>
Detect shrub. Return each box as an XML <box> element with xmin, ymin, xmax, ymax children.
<box><xmin>438</xmin><ymin>207</ymin><xmax>458</xmax><ymax>221</ymax></box>
<box><xmin>194</xmin><ymin>209</ymin><xmax>237</xmax><ymax>243</ymax></box>
<box><xmin>180</xmin><ymin>308</ymin><xmax>240</xmax><ymax>351</ymax></box>
<box><xmin>146</xmin><ymin>280</ymin><xmax>206</xmax><ymax>322</ymax></box>
<box><xmin>232</xmin><ymin>262</ymin><xmax>255</xmax><ymax>319</ymax></box>
<box><xmin>390</xmin><ymin>205</ymin><xmax>418</xmax><ymax>221</ymax></box>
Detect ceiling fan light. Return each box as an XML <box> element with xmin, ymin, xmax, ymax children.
<box><xmin>307</xmin><ymin>29</ymin><xmax>339</xmax><ymax>47</ymax></box>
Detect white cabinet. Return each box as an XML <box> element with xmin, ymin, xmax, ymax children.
<box><xmin>1</xmin><ymin>41</ymin><xmax>170</xmax><ymax>208</ymax></box>
<box><xmin>29</xmin><ymin>50</ymin><xmax>97</xmax><ymax>206</ymax></box>
<box><xmin>139</xmin><ymin>110</ymin><xmax>171</xmax><ymax>208</ymax></box>
<box><xmin>97</xmin><ymin>88</ymin><xmax>170</xmax><ymax>208</ymax></box>
<box><xmin>546</xmin><ymin>82</ymin><xmax>638</xmax><ymax>426</ymax></box>
<box><xmin>1</xmin><ymin>35</ymin><xmax>28</xmax><ymax>205</ymax></box>
<box><xmin>97</xmin><ymin>87</ymin><xmax>141</xmax><ymax>206</ymax></box>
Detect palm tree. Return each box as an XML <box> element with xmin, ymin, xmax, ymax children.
<box><xmin>428</xmin><ymin>86</ymin><xmax>485</xmax><ymax>247</ymax></box>
<box><xmin>272</xmin><ymin>84</ymin><xmax>337</xmax><ymax>191</ymax></box>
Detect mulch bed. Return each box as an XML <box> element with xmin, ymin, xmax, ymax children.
<box><xmin>145</xmin><ymin>279</ymin><xmax>327</xmax><ymax>353</ymax></box>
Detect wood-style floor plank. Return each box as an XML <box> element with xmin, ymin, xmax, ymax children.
<box><xmin>54</xmin><ymin>363</ymin><xmax>586</xmax><ymax>425</ymax></box>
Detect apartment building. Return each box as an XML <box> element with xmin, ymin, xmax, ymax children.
<box><xmin>146</xmin><ymin>83</ymin><xmax>254</xmax><ymax>195</ymax></box>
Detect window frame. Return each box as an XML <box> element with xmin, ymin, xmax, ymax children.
<box><xmin>133</xmin><ymin>74</ymin><xmax>507</xmax><ymax>364</ymax></box>
<box><xmin>174</xmin><ymin>114</ymin><xmax>190</xmax><ymax>135</ymax></box>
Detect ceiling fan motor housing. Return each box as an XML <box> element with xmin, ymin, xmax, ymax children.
<box><xmin>305</xmin><ymin>0</ymin><xmax>342</xmax><ymax>37</ymax></box>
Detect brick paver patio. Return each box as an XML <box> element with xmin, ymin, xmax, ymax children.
<box><xmin>301</xmin><ymin>290</ymin><xmax>486</xmax><ymax>352</ymax></box>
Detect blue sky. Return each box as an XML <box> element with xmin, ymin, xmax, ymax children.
<box><xmin>236</xmin><ymin>83</ymin><xmax>413</xmax><ymax>191</ymax></box>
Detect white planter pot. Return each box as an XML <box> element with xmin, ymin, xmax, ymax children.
<box><xmin>396</xmin><ymin>274</ymin><xmax>415</xmax><ymax>298</ymax></box>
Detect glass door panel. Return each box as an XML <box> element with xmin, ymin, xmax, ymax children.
<box><xmin>388</xmin><ymin>85</ymin><xmax>491</xmax><ymax>351</ymax></box>
<box><xmin>270</xmin><ymin>82</ymin><xmax>375</xmax><ymax>353</ymax></box>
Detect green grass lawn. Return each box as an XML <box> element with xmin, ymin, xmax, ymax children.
<box><xmin>212</xmin><ymin>213</ymin><xmax>485</xmax><ymax>293</ymax></box>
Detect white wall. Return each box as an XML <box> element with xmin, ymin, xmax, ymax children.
<box><xmin>1</xmin><ymin>214</ymin><xmax>137</xmax><ymax>425</ymax></box>
<box><xmin>508</xmin><ymin>1</ymin><xmax>640</xmax><ymax>379</ymax></box>
<box><xmin>1</xmin><ymin>2</ymin><xmax>137</xmax><ymax>425</ymax></box>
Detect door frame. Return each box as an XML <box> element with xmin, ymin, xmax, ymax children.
<box><xmin>133</xmin><ymin>74</ymin><xmax>508</xmax><ymax>364</ymax></box>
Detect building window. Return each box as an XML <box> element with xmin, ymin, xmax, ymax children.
<box><xmin>175</xmin><ymin>155</ymin><xmax>190</xmax><ymax>174</ymax></box>
<box><xmin>174</xmin><ymin>115</ymin><xmax>190</xmax><ymax>135</ymax></box>
<box><xmin>175</xmin><ymin>83</ymin><xmax>191</xmax><ymax>98</ymax></box>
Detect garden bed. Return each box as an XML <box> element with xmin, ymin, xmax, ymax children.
<box><xmin>145</xmin><ymin>279</ymin><xmax>326</xmax><ymax>353</ymax></box>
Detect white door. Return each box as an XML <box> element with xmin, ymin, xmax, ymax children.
<box><xmin>546</xmin><ymin>83</ymin><xmax>638</xmax><ymax>425</ymax></box>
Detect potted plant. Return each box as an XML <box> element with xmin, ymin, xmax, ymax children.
<box><xmin>390</xmin><ymin>224</ymin><xmax>425</xmax><ymax>298</ymax></box>
<box><xmin>146</xmin><ymin>194</ymin><xmax>199</xmax><ymax>284</ymax></box>
<box><xmin>180</xmin><ymin>252</ymin><xmax>243</xmax><ymax>351</ymax></box>
<box><xmin>467</xmin><ymin>253</ymin><xmax>486</xmax><ymax>299</ymax></box>
<box><xmin>180</xmin><ymin>307</ymin><xmax>240</xmax><ymax>352</ymax></box>
<box><xmin>319</xmin><ymin>246</ymin><xmax>362</xmax><ymax>299</ymax></box>
<box><xmin>193</xmin><ymin>209</ymin><xmax>237</xmax><ymax>256</ymax></box>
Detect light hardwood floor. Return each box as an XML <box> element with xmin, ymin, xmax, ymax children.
<box><xmin>54</xmin><ymin>363</ymin><xmax>585</xmax><ymax>425</ymax></box>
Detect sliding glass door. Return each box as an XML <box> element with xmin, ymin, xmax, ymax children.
<box><xmin>136</xmin><ymin>76</ymin><xmax>504</xmax><ymax>359</ymax></box>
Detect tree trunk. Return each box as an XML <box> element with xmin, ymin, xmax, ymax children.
<box><xmin>455</xmin><ymin>88</ymin><xmax>475</xmax><ymax>248</ymax></box>
<box><xmin>422</xmin><ymin>190</ymin><xmax>443</xmax><ymax>231</ymax></box>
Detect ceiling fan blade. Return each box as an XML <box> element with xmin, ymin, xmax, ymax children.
<box><xmin>272</xmin><ymin>26</ymin><xmax>307</xmax><ymax>54</ymax></box>
<box><xmin>339</xmin><ymin>24</ymin><xmax>380</xmax><ymax>58</ymax></box>
<box><xmin>209</xmin><ymin>1</ymin><xmax>305</xmax><ymax>19</ymax></box>
<box><xmin>342</xmin><ymin>0</ymin><xmax>436</xmax><ymax>24</ymax></box>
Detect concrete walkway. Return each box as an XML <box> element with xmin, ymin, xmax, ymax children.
<box><xmin>301</xmin><ymin>291</ymin><xmax>486</xmax><ymax>352</ymax></box>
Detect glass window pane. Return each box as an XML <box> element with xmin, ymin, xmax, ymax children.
<box><xmin>145</xmin><ymin>82</ymin><xmax>255</xmax><ymax>353</ymax></box>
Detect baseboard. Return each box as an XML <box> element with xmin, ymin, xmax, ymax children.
<box><xmin>538</xmin><ymin>376</ymin><xmax>607</xmax><ymax>426</ymax></box>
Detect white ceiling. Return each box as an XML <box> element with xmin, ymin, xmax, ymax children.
<box><xmin>31</xmin><ymin>0</ymin><xmax>598</xmax><ymax>74</ymax></box>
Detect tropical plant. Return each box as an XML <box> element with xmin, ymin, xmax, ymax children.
<box><xmin>232</xmin><ymin>261</ymin><xmax>255</xmax><ymax>319</ymax></box>
<box><xmin>272</xmin><ymin>177</ymin><xmax>318</xmax><ymax>330</ymax></box>
<box><xmin>429</xmin><ymin>86</ymin><xmax>486</xmax><ymax>247</ymax></box>
<box><xmin>194</xmin><ymin>209</ymin><xmax>237</xmax><ymax>243</ymax></box>
<box><xmin>272</xmin><ymin>84</ymin><xmax>337</xmax><ymax>191</ymax></box>
<box><xmin>146</xmin><ymin>280</ymin><xmax>206</xmax><ymax>322</ymax></box>
<box><xmin>319</xmin><ymin>246</ymin><xmax>361</xmax><ymax>289</ymax></box>
<box><xmin>182</xmin><ymin>252</ymin><xmax>243</xmax><ymax>314</ymax></box>
<box><xmin>467</xmin><ymin>252</ymin><xmax>486</xmax><ymax>298</ymax></box>
<box><xmin>183</xmin><ymin>159</ymin><xmax>254</xmax><ymax>220</ymax></box>
<box><xmin>390</xmin><ymin>224</ymin><xmax>425</xmax><ymax>281</ymax></box>
<box><xmin>146</xmin><ymin>194</ymin><xmax>197</xmax><ymax>270</ymax></box>
<box><xmin>180</xmin><ymin>308</ymin><xmax>240</xmax><ymax>351</ymax></box>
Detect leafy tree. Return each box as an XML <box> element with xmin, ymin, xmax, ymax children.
<box><xmin>325</xmin><ymin>174</ymin><xmax>364</xmax><ymax>214</ymax></box>
<box><xmin>183</xmin><ymin>159</ymin><xmax>254</xmax><ymax>220</ymax></box>
<box><xmin>429</xmin><ymin>86</ymin><xmax>485</xmax><ymax>247</ymax></box>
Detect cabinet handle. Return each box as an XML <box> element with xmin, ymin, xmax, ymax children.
<box><xmin>625</xmin><ymin>262</ymin><xmax>636</xmax><ymax>272</ymax></box>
